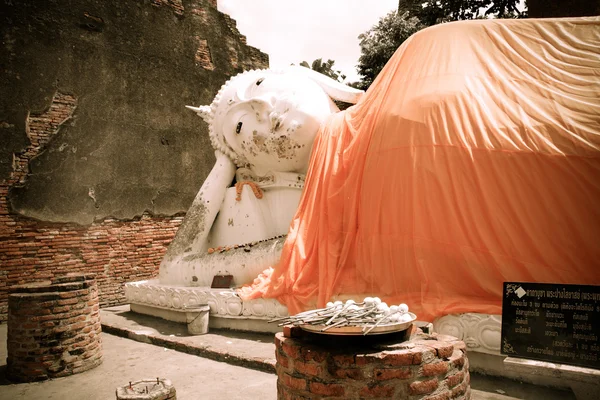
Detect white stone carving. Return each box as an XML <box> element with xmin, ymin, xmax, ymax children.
<box><xmin>129</xmin><ymin>67</ymin><xmax>504</xmax><ymax>352</ymax></box>
<box><xmin>127</xmin><ymin>68</ymin><xmax>363</xmax><ymax>331</ymax></box>
<box><xmin>158</xmin><ymin>67</ymin><xmax>364</xmax><ymax>288</ymax></box>
<box><xmin>433</xmin><ymin>313</ymin><xmax>502</xmax><ymax>355</ymax></box>
<box><xmin>127</xmin><ymin>277</ymin><xmax>503</xmax><ymax>356</ymax></box>
<box><xmin>125</xmin><ymin>279</ymin><xmax>288</xmax><ymax>320</ymax></box>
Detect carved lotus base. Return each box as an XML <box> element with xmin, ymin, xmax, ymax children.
<box><xmin>124</xmin><ymin>280</ymin><xmax>289</xmax><ymax>333</ymax></box>
<box><xmin>433</xmin><ymin>313</ymin><xmax>502</xmax><ymax>355</ymax></box>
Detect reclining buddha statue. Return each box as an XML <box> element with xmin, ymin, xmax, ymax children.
<box><xmin>158</xmin><ymin>67</ymin><xmax>363</xmax><ymax>288</ymax></box>
<box><xmin>129</xmin><ymin>16</ymin><xmax>600</xmax><ymax>354</ymax></box>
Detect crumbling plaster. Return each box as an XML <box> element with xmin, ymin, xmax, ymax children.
<box><xmin>0</xmin><ymin>0</ymin><xmax>268</xmax><ymax>225</ymax></box>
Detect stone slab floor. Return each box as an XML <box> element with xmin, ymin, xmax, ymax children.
<box><xmin>0</xmin><ymin>316</ymin><xmax>578</xmax><ymax>400</ymax></box>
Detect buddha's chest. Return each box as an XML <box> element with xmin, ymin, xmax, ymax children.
<box><xmin>207</xmin><ymin>185</ymin><xmax>302</xmax><ymax>248</ymax></box>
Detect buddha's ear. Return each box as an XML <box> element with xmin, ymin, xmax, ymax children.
<box><xmin>288</xmin><ymin>66</ymin><xmax>364</xmax><ymax>104</ymax></box>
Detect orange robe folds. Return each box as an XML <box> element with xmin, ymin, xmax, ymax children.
<box><xmin>239</xmin><ymin>17</ymin><xmax>600</xmax><ymax>321</ymax></box>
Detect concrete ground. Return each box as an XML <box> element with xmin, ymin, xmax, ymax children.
<box><xmin>0</xmin><ymin>306</ymin><xmax>578</xmax><ymax>400</ymax></box>
<box><xmin>0</xmin><ymin>323</ymin><xmax>276</xmax><ymax>400</ymax></box>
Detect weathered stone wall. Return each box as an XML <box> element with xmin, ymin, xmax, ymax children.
<box><xmin>0</xmin><ymin>0</ymin><xmax>268</xmax><ymax>321</ymax></box>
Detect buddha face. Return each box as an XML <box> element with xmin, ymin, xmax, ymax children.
<box><xmin>214</xmin><ymin>70</ymin><xmax>338</xmax><ymax>175</ymax></box>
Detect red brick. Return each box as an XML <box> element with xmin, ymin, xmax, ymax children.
<box><xmin>332</xmin><ymin>367</ymin><xmax>364</xmax><ymax>380</ymax></box>
<box><xmin>409</xmin><ymin>379</ymin><xmax>439</xmax><ymax>395</ymax></box>
<box><xmin>294</xmin><ymin>361</ymin><xmax>322</xmax><ymax>377</ymax></box>
<box><xmin>374</xmin><ymin>367</ymin><xmax>412</xmax><ymax>380</ymax></box>
<box><xmin>359</xmin><ymin>384</ymin><xmax>395</xmax><ymax>398</ymax></box>
<box><xmin>69</xmin><ymin>321</ymin><xmax>87</xmax><ymax>330</ymax></box>
<box><xmin>281</xmin><ymin>340</ymin><xmax>301</xmax><ymax>360</ymax></box>
<box><xmin>282</xmin><ymin>373</ymin><xmax>306</xmax><ymax>391</ymax></box>
<box><xmin>282</xmin><ymin>325</ymin><xmax>304</xmax><ymax>338</ymax></box>
<box><xmin>57</xmin><ymin>298</ymin><xmax>78</xmax><ymax>306</ymax></box>
<box><xmin>332</xmin><ymin>354</ymin><xmax>355</xmax><ymax>366</ymax></box>
<box><xmin>449</xmin><ymin>350</ymin><xmax>465</xmax><ymax>369</ymax></box>
<box><xmin>309</xmin><ymin>382</ymin><xmax>344</xmax><ymax>397</ymax></box>
<box><xmin>382</xmin><ymin>350</ymin><xmax>421</xmax><ymax>366</ymax></box>
<box><xmin>451</xmin><ymin>380</ymin><xmax>468</xmax><ymax>398</ymax></box>
<box><xmin>52</xmin><ymin>306</ymin><xmax>70</xmax><ymax>313</ymax></box>
<box><xmin>446</xmin><ymin>371</ymin><xmax>465</xmax><ymax>388</ymax></box>
<box><xmin>275</xmin><ymin>351</ymin><xmax>290</xmax><ymax>369</ymax></box>
<box><xmin>301</xmin><ymin>347</ymin><xmax>326</xmax><ymax>363</ymax></box>
<box><xmin>422</xmin><ymin>361</ymin><xmax>449</xmax><ymax>376</ymax></box>
<box><xmin>428</xmin><ymin>341</ymin><xmax>455</xmax><ymax>359</ymax></box>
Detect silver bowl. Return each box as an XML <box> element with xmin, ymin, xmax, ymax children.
<box><xmin>299</xmin><ymin>312</ymin><xmax>417</xmax><ymax>335</ymax></box>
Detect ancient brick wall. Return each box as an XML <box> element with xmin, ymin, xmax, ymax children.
<box><xmin>0</xmin><ymin>96</ymin><xmax>183</xmax><ymax>319</ymax></box>
<box><xmin>0</xmin><ymin>0</ymin><xmax>269</xmax><ymax>322</ymax></box>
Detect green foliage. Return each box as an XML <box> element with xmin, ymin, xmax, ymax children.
<box><xmin>484</xmin><ymin>0</ymin><xmax>524</xmax><ymax>18</ymax></box>
<box><xmin>355</xmin><ymin>1</ymin><xmax>527</xmax><ymax>89</ymax></box>
<box><xmin>355</xmin><ymin>11</ymin><xmax>424</xmax><ymax>90</ymax></box>
<box><xmin>298</xmin><ymin>58</ymin><xmax>346</xmax><ymax>82</ymax></box>
<box><xmin>400</xmin><ymin>0</ymin><xmax>525</xmax><ymax>26</ymax></box>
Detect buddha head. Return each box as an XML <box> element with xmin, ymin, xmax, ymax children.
<box><xmin>187</xmin><ymin>67</ymin><xmax>363</xmax><ymax>175</ymax></box>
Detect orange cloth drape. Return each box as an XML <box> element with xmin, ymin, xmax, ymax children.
<box><xmin>239</xmin><ymin>17</ymin><xmax>600</xmax><ymax>321</ymax></box>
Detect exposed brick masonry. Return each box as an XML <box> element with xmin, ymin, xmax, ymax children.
<box><xmin>0</xmin><ymin>92</ymin><xmax>182</xmax><ymax>322</ymax></box>
<box><xmin>15</xmin><ymin>92</ymin><xmax>77</xmax><ymax>184</ymax></box>
<box><xmin>275</xmin><ymin>327</ymin><xmax>471</xmax><ymax>400</ymax></box>
<box><xmin>7</xmin><ymin>274</ymin><xmax>102</xmax><ymax>382</ymax></box>
<box><xmin>189</xmin><ymin>12</ymin><xmax>269</xmax><ymax>72</ymax></box>
<box><xmin>195</xmin><ymin>37</ymin><xmax>215</xmax><ymax>70</ymax></box>
<box><xmin>151</xmin><ymin>0</ymin><xmax>185</xmax><ymax>17</ymax></box>
<box><xmin>222</xmin><ymin>13</ymin><xmax>247</xmax><ymax>44</ymax></box>
<box><xmin>0</xmin><ymin>0</ymin><xmax>267</xmax><ymax>322</ymax></box>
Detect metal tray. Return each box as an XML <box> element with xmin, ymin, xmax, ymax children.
<box><xmin>299</xmin><ymin>312</ymin><xmax>417</xmax><ymax>335</ymax></box>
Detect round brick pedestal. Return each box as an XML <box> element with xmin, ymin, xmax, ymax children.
<box><xmin>7</xmin><ymin>273</ymin><xmax>103</xmax><ymax>382</ymax></box>
<box><xmin>275</xmin><ymin>327</ymin><xmax>470</xmax><ymax>399</ymax></box>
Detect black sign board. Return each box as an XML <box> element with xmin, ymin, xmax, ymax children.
<box><xmin>501</xmin><ymin>282</ymin><xmax>599</xmax><ymax>369</ymax></box>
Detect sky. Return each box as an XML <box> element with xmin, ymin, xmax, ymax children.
<box><xmin>217</xmin><ymin>0</ymin><xmax>399</xmax><ymax>83</ymax></box>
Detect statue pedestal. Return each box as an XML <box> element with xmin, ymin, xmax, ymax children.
<box><xmin>125</xmin><ymin>280</ymin><xmax>503</xmax><ymax>358</ymax></box>
<box><xmin>125</xmin><ymin>280</ymin><xmax>288</xmax><ymax>333</ymax></box>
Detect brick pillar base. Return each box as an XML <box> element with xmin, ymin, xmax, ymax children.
<box><xmin>275</xmin><ymin>326</ymin><xmax>470</xmax><ymax>399</ymax></box>
<box><xmin>7</xmin><ymin>273</ymin><xmax>103</xmax><ymax>382</ymax></box>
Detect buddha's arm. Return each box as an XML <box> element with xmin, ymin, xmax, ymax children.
<box><xmin>159</xmin><ymin>151</ymin><xmax>236</xmax><ymax>278</ymax></box>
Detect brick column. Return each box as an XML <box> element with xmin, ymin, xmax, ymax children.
<box><xmin>6</xmin><ymin>273</ymin><xmax>103</xmax><ymax>382</ymax></box>
<box><xmin>275</xmin><ymin>327</ymin><xmax>470</xmax><ymax>399</ymax></box>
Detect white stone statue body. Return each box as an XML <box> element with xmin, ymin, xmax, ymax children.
<box><xmin>159</xmin><ymin>67</ymin><xmax>363</xmax><ymax>287</ymax></box>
